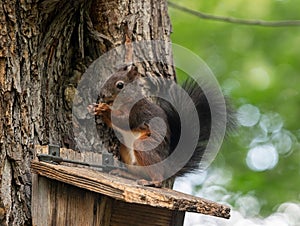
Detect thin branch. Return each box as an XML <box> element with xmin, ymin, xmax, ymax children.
<box><xmin>168</xmin><ymin>1</ymin><xmax>300</xmax><ymax>27</ymax></box>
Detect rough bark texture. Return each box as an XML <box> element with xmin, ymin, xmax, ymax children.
<box><xmin>0</xmin><ymin>0</ymin><xmax>174</xmax><ymax>225</ymax></box>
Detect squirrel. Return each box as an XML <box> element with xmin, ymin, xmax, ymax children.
<box><xmin>88</xmin><ymin>65</ymin><xmax>234</xmax><ymax>187</ymax></box>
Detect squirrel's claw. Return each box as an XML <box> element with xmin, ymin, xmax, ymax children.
<box><xmin>87</xmin><ymin>103</ymin><xmax>97</xmax><ymax>114</ymax></box>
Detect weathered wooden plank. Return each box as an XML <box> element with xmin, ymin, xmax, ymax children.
<box><xmin>170</xmin><ymin>211</ymin><xmax>185</xmax><ymax>226</ymax></box>
<box><xmin>110</xmin><ymin>201</ymin><xmax>175</xmax><ymax>226</ymax></box>
<box><xmin>32</xmin><ymin>176</ymin><xmax>181</xmax><ymax>226</ymax></box>
<box><xmin>32</xmin><ymin>176</ymin><xmax>110</xmax><ymax>226</ymax></box>
<box><xmin>96</xmin><ymin>196</ymin><xmax>114</xmax><ymax>226</ymax></box>
<box><xmin>31</xmin><ymin>160</ymin><xmax>230</xmax><ymax>219</ymax></box>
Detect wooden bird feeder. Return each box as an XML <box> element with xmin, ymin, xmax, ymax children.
<box><xmin>31</xmin><ymin>146</ymin><xmax>230</xmax><ymax>226</ymax></box>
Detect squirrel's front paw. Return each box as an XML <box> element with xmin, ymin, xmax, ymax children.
<box><xmin>97</xmin><ymin>103</ymin><xmax>110</xmax><ymax>111</ymax></box>
<box><xmin>87</xmin><ymin>103</ymin><xmax>110</xmax><ymax>115</ymax></box>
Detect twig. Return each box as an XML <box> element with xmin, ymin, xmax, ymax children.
<box><xmin>168</xmin><ymin>1</ymin><xmax>300</xmax><ymax>27</ymax></box>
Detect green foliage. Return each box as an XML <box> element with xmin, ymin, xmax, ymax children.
<box><xmin>169</xmin><ymin>0</ymin><xmax>300</xmax><ymax>216</ymax></box>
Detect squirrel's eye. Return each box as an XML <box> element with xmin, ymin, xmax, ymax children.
<box><xmin>115</xmin><ymin>81</ymin><xmax>124</xmax><ymax>89</ymax></box>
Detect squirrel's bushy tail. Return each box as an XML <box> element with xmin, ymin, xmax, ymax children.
<box><xmin>159</xmin><ymin>78</ymin><xmax>235</xmax><ymax>177</ymax></box>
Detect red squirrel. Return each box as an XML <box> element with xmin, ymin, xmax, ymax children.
<box><xmin>88</xmin><ymin>65</ymin><xmax>234</xmax><ymax>187</ymax></box>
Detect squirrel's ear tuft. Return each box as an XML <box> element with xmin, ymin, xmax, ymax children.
<box><xmin>127</xmin><ymin>65</ymin><xmax>139</xmax><ymax>80</ymax></box>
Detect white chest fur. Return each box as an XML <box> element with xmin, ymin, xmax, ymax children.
<box><xmin>113</xmin><ymin>126</ymin><xmax>140</xmax><ymax>165</ymax></box>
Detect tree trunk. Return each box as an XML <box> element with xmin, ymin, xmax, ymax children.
<box><xmin>0</xmin><ymin>0</ymin><xmax>174</xmax><ymax>225</ymax></box>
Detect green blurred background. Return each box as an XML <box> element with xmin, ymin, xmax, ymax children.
<box><xmin>169</xmin><ymin>0</ymin><xmax>300</xmax><ymax>218</ymax></box>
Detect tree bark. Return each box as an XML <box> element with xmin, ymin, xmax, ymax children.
<box><xmin>0</xmin><ymin>0</ymin><xmax>174</xmax><ymax>225</ymax></box>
